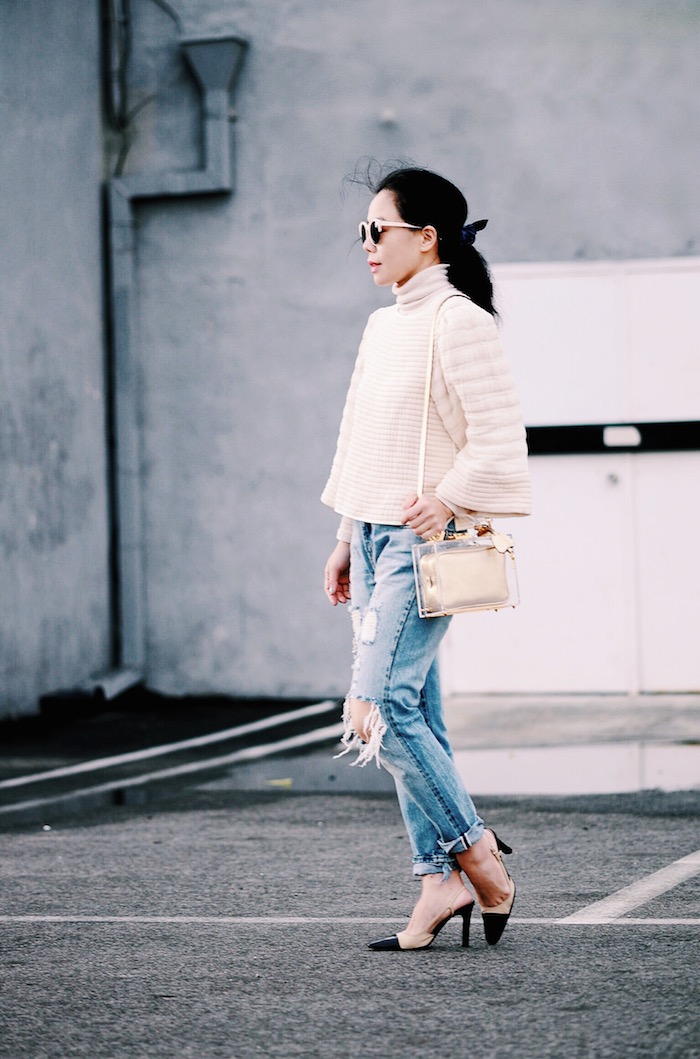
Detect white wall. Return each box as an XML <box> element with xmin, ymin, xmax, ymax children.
<box><xmin>440</xmin><ymin>258</ymin><xmax>700</xmax><ymax>696</ymax></box>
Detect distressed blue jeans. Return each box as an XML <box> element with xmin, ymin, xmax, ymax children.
<box><xmin>339</xmin><ymin>521</ymin><xmax>484</xmax><ymax>877</ymax></box>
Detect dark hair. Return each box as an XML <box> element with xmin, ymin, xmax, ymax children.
<box><xmin>374</xmin><ymin>167</ymin><xmax>496</xmax><ymax>316</ymax></box>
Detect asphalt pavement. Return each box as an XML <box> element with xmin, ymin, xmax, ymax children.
<box><xmin>1</xmin><ymin>692</ymin><xmax>699</xmax><ymax>1058</ymax></box>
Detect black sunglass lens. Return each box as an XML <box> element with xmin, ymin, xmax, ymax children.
<box><xmin>370</xmin><ymin>222</ymin><xmax>382</xmax><ymax>243</ymax></box>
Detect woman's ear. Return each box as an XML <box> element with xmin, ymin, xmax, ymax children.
<box><xmin>420</xmin><ymin>225</ymin><xmax>439</xmax><ymax>255</ymax></box>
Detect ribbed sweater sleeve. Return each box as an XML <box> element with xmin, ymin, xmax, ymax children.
<box><xmin>432</xmin><ymin>298</ymin><xmax>531</xmax><ymax>518</ymax></box>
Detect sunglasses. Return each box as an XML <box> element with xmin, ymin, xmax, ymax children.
<box><xmin>358</xmin><ymin>219</ymin><xmax>423</xmax><ymax>245</ymax></box>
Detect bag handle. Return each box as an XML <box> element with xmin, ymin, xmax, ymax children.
<box><xmin>417</xmin><ymin>293</ymin><xmax>506</xmax><ymax>544</ymax></box>
<box><xmin>416</xmin><ymin>294</ymin><xmax>466</xmax><ymax>497</ymax></box>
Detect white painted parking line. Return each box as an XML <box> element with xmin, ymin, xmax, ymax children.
<box><xmin>0</xmin><ymin>915</ymin><xmax>699</xmax><ymax>926</ymax></box>
<box><xmin>0</xmin><ymin>722</ymin><xmax>344</xmax><ymax>817</ymax></box>
<box><xmin>0</xmin><ymin>916</ymin><xmax>402</xmax><ymax>925</ymax></box>
<box><xmin>0</xmin><ymin>700</ymin><xmax>339</xmax><ymax>790</ymax></box>
<box><xmin>561</xmin><ymin>849</ymin><xmax>700</xmax><ymax>923</ymax></box>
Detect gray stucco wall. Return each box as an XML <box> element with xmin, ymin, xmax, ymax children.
<box><xmin>0</xmin><ymin>1</ymin><xmax>111</xmax><ymax>716</ymax></box>
<box><xmin>124</xmin><ymin>0</ymin><xmax>698</xmax><ymax>697</ymax></box>
<box><xmin>1</xmin><ymin>0</ymin><xmax>698</xmax><ymax>713</ymax></box>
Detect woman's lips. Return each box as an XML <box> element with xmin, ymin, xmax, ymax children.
<box><xmin>369</xmin><ymin>261</ymin><xmax>380</xmax><ymax>272</ymax></box>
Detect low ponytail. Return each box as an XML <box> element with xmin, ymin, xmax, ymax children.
<box><xmin>444</xmin><ymin>240</ymin><xmax>496</xmax><ymax>318</ymax></box>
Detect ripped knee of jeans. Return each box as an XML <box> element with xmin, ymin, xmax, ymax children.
<box><xmin>334</xmin><ymin>696</ymin><xmax>386</xmax><ymax>768</ymax></box>
<box><xmin>349</xmin><ymin>604</ymin><xmax>380</xmax><ymax>646</ymax></box>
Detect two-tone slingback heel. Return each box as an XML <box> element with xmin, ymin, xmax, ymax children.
<box><xmin>480</xmin><ymin>831</ymin><xmax>516</xmax><ymax>946</ymax></box>
<box><xmin>368</xmin><ymin>900</ymin><xmax>474</xmax><ymax>951</ymax></box>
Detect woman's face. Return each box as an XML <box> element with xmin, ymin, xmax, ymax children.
<box><xmin>361</xmin><ymin>189</ymin><xmax>438</xmax><ymax>288</ymax></box>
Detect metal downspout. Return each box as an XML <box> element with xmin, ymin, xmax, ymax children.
<box><xmin>97</xmin><ymin>35</ymin><xmax>248</xmax><ymax>700</ymax></box>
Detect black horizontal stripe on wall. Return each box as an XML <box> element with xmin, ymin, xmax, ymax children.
<box><xmin>525</xmin><ymin>421</ymin><xmax>700</xmax><ymax>456</ymax></box>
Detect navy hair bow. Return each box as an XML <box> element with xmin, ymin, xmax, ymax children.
<box><xmin>460</xmin><ymin>218</ymin><xmax>488</xmax><ymax>246</ymax></box>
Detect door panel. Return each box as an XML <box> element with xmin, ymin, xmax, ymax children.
<box><xmin>440</xmin><ymin>456</ymin><xmax>637</xmax><ymax>694</ymax></box>
<box><xmin>635</xmin><ymin>453</ymin><xmax>700</xmax><ymax>691</ymax></box>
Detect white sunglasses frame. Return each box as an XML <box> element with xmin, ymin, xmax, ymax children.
<box><xmin>358</xmin><ymin>219</ymin><xmax>423</xmax><ymax>245</ymax></box>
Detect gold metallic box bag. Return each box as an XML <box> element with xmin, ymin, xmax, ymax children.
<box><xmin>411</xmin><ymin>296</ymin><xmax>519</xmax><ymax>618</ymax></box>
<box><xmin>413</xmin><ymin>526</ymin><xmax>518</xmax><ymax>617</ymax></box>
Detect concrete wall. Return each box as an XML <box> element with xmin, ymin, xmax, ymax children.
<box><xmin>0</xmin><ymin>1</ymin><xmax>111</xmax><ymax>717</ymax></box>
<box><xmin>1</xmin><ymin>0</ymin><xmax>698</xmax><ymax>715</ymax></box>
<box><xmin>125</xmin><ymin>0</ymin><xmax>698</xmax><ymax>697</ymax></box>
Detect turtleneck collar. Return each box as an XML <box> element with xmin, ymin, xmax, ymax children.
<box><xmin>393</xmin><ymin>263</ymin><xmax>454</xmax><ymax>314</ymax></box>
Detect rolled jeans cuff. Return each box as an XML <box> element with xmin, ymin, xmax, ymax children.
<box><xmin>412</xmin><ymin>854</ymin><xmax>457</xmax><ymax>878</ymax></box>
<box><xmin>438</xmin><ymin>821</ymin><xmax>484</xmax><ymax>856</ymax></box>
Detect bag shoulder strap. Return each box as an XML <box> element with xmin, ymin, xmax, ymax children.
<box><xmin>416</xmin><ymin>293</ymin><xmax>468</xmax><ymax>497</ymax></box>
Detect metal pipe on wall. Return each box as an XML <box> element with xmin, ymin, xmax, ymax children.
<box><xmin>97</xmin><ymin>33</ymin><xmax>248</xmax><ymax>696</ymax></box>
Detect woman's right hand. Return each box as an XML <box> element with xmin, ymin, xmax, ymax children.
<box><xmin>324</xmin><ymin>541</ymin><xmax>351</xmax><ymax>606</ymax></box>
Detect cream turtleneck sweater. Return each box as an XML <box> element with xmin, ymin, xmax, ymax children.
<box><xmin>322</xmin><ymin>264</ymin><xmax>531</xmax><ymax>542</ymax></box>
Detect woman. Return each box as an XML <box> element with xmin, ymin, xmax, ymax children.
<box><xmin>322</xmin><ymin>166</ymin><xmax>531</xmax><ymax>951</ymax></box>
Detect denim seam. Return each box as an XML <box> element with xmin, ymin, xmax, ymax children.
<box><xmin>379</xmin><ymin>581</ymin><xmax>473</xmax><ymax>849</ymax></box>
<box><xmin>383</xmin><ymin>712</ymin><xmax>470</xmax><ymax>849</ymax></box>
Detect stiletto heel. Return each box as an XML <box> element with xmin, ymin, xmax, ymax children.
<box><xmin>368</xmin><ymin>899</ymin><xmax>475</xmax><ymax>951</ymax></box>
<box><xmin>459</xmin><ymin>902</ymin><xmax>473</xmax><ymax>948</ymax></box>
<box><xmin>480</xmin><ymin>829</ymin><xmax>516</xmax><ymax>946</ymax></box>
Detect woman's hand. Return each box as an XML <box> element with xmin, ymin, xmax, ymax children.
<box><xmin>402</xmin><ymin>494</ymin><xmax>453</xmax><ymax>540</ymax></box>
<box><xmin>324</xmin><ymin>541</ymin><xmax>351</xmax><ymax>605</ymax></box>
